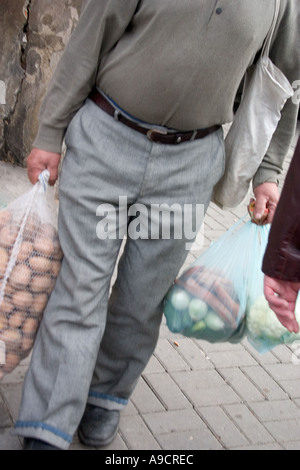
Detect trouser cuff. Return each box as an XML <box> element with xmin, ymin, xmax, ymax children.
<box><xmin>14</xmin><ymin>421</ymin><xmax>72</xmax><ymax>450</ymax></box>
<box><xmin>88</xmin><ymin>391</ymin><xmax>128</xmax><ymax>411</ymax></box>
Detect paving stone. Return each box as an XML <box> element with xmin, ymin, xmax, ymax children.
<box><xmin>279</xmin><ymin>380</ymin><xmax>300</xmax><ymax>399</ymax></box>
<box><xmin>283</xmin><ymin>441</ymin><xmax>300</xmax><ymax>450</ymax></box>
<box><xmin>199</xmin><ymin>406</ymin><xmax>249</xmax><ymax>449</ymax></box>
<box><xmin>0</xmin><ymin>394</ymin><xmax>12</xmax><ymax>428</ymax></box>
<box><xmin>119</xmin><ymin>414</ymin><xmax>161</xmax><ymax>450</ymax></box>
<box><xmin>131</xmin><ymin>378</ymin><xmax>165</xmax><ymax>414</ymax></box>
<box><xmin>249</xmin><ymin>400</ymin><xmax>300</xmax><ymax>422</ymax></box>
<box><xmin>218</xmin><ymin>367</ymin><xmax>265</xmax><ymax>402</ymax></box>
<box><xmin>242</xmin><ymin>366</ymin><xmax>289</xmax><ymax>401</ymax></box>
<box><xmin>157</xmin><ymin>429</ymin><xmax>223</xmax><ymax>451</ymax></box>
<box><xmin>169</xmin><ymin>338</ymin><xmax>214</xmax><ymax>370</ymax></box>
<box><xmin>143</xmin><ymin>372</ymin><xmax>192</xmax><ymax>411</ymax></box>
<box><xmin>142</xmin><ymin>408</ymin><xmax>207</xmax><ymax>436</ymax></box>
<box><xmin>263</xmin><ymin>363</ymin><xmax>300</xmax><ymax>382</ymax></box>
<box><xmin>143</xmin><ymin>355</ymin><xmax>165</xmax><ymax>374</ymax></box>
<box><xmin>242</xmin><ymin>341</ymin><xmax>280</xmax><ymax>365</ymax></box>
<box><xmin>0</xmin><ymin>428</ymin><xmax>22</xmax><ymax>450</ymax></box>
<box><xmin>232</xmin><ymin>443</ymin><xmax>282</xmax><ymax>450</ymax></box>
<box><xmin>171</xmin><ymin>370</ymin><xmax>241</xmax><ymax>407</ymax></box>
<box><xmin>207</xmin><ymin>349</ymin><xmax>258</xmax><ymax>369</ymax></box>
<box><xmin>264</xmin><ymin>419</ymin><xmax>300</xmax><ymax>445</ymax></box>
<box><xmin>154</xmin><ymin>338</ymin><xmax>190</xmax><ymax>372</ymax></box>
<box><xmin>224</xmin><ymin>403</ymin><xmax>275</xmax><ymax>445</ymax></box>
<box><xmin>0</xmin><ymin>384</ymin><xmax>23</xmax><ymax>423</ymax></box>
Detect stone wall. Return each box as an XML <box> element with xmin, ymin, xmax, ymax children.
<box><xmin>0</xmin><ymin>0</ymin><xmax>82</xmax><ymax>166</ymax></box>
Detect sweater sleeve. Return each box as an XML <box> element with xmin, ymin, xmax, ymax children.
<box><xmin>262</xmin><ymin>137</ymin><xmax>300</xmax><ymax>282</ymax></box>
<box><xmin>33</xmin><ymin>0</ymin><xmax>139</xmax><ymax>153</ymax></box>
<box><xmin>253</xmin><ymin>0</ymin><xmax>300</xmax><ymax>188</ymax></box>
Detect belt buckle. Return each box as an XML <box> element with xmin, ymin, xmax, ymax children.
<box><xmin>146</xmin><ymin>128</ymin><xmax>168</xmax><ymax>142</ymax></box>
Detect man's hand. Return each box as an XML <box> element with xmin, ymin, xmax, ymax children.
<box><xmin>264</xmin><ymin>276</ymin><xmax>300</xmax><ymax>333</ymax></box>
<box><xmin>250</xmin><ymin>182</ymin><xmax>279</xmax><ymax>225</ymax></box>
<box><xmin>27</xmin><ymin>148</ymin><xmax>61</xmax><ymax>186</ymax></box>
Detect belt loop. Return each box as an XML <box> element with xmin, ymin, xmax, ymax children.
<box><xmin>190</xmin><ymin>130</ymin><xmax>198</xmax><ymax>141</ymax></box>
<box><xmin>114</xmin><ymin>109</ymin><xmax>120</xmax><ymax>121</ymax></box>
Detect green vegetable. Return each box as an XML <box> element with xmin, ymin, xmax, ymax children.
<box><xmin>188</xmin><ymin>298</ymin><xmax>209</xmax><ymax>322</ymax></box>
<box><xmin>170</xmin><ymin>290</ymin><xmax>190</xmax><ymax>310</ymax></box>
<box><xmin>205</xmin><ymin>311</ymin><xmax>225</xmax><ymax>331</ymax></box>
<box><xmin>191</xmin><ymin>320</ymin><xmax>206</xmax><ymax>332</ymax></box>
<box><xmin>246</xmin><ymin>295</ymin><xmax>300</xmax><ymax>344</ymax></box>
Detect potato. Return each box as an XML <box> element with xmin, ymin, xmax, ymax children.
<box><xmin>29</xmin><ymin>255</ymin><xmax>52</xmax><ymax>274</ymax></box>
<box><xmin>32</xmin><ymin>293</ymin><xmax>49</xmax><ymax>315</ymax></box>
<box><xmin>0</xmin><ymin>314</ymin><xmax>8</xmax><ymax>331</ymax></box>
<box><xmin>23</xmin><ymin>214</ymin><xmax>41</xmax><ymax>241</ymax></box>
<box><xmin>53</xmin><ymin>237</ymin><xmax>63</xmax><ymax>261</ymax></box>
<box><xmin>22</xmin><ymin>335</ymin><xmax>34</xmax><ymax>354</ymax></box>
<box><xmin>9</xmin><ymin>264</ymin><xmax>31</xmax><ymax>289</ymax></box>
<box><xmin>34</xmin><ymin>234</ymin><xmax>55</xmax><ymax>258</ymax></box>
<box><xmin>17</xmin><ymin>240</ymin><xmax>33</xmax><ymax>262</ymax></box>
<box><xmin>0</xmin><ymin>297</ymin><xmax>13</xmax><ymax>316</ymax></box>
<box><xmin>0</xmin><ymin>209</ymin><xmax>12</xmax><ymax>229</ymax></box>
<box><xmin>51</xmin><ymin>259</ymin><xmax>62</xmax><ymax>279</ymax></box>
<box><xmin>0</xmin><ymin>328</ymin><xmax>22</xmax><ymax>349</ymax></box>
<box><xmin>3</xmin><ymin>284</ymin><xmax>14</xmax><ymax>299</ymax></box>
<box><xmin>0</xmin><ymin>247</ymin><xmax>9</xmax><ymax>277</ymax></box>
<box><xmin>30</xmin><ymin>274</ymin><xmax>54</xmax><ymax>294</ymax></box>
<box><xmin>0</xmin><ymin>224</ymin><xmax>19</xmax><ymax>249</ymax></box>
<box><xmin>9</xmin><ymin>310</ymin><xmax>25</xmax><ymax>329</ymax></box>
<box><xmin>22</xmin><ymin>317</ymin><xmax>39</xmax><ymax>338</ymax></box>
<box><xmin>12</xmin><ymin>290</ymin><xmax>34</xmax><ymax>310</ymax></box>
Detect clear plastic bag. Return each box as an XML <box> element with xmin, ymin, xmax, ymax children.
<box><xmin>245</xmin><ymin>223</ymin><xmax>300</xmax><ymax>353</ymax></box>
<box><xmin>164</xmin><ymin>218</ymin><xmax>250</xmax><ymax>343</ymax></box>
<box><xmin>0</xmin><ymin>171</ymin><xmax>63</xmax><ymax>380</ymax></box>
<box><xmin>164</xmin><ymin>218</ymin><xmax>300</xmax><ymax>352</ymax></box>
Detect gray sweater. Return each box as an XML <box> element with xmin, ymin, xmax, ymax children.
<box><xmin>34</xmin><ymin>0</ymin><xmax>300</xmax><ymax>187</ymax></box>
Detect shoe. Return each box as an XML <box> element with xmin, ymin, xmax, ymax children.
<box><xmin>23</xmin><ymin>438</ymin><xmax>60</xmax><ymax>450</ymax></box>
<box><xmin>78</xmin><ymin>405</ymin><xmax>120</xmax><ymax>448</ymax></box>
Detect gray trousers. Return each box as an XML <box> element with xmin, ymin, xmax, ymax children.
<box><xmin>15</xmin><ymin>100</ymin><xmax>225</xmax><ymax>449</ymax></box>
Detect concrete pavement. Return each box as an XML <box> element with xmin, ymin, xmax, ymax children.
<box><xmin>0</xmin><ymin>126</ymin><xmax>299</xmax><ymax>451</ymax></box>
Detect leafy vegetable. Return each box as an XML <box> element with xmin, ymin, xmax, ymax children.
<box><xmin>246</xmin><ymin>295</ymin><xmax>300</xmax><ymax>351</ymax></box>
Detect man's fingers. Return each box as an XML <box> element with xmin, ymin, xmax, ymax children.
<box><xmin>26</xmin><ymin>148</ymin><xmax>61</xmax><ymax>186</ymax></box>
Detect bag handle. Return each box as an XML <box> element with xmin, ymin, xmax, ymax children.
<box><xmin>262</xmin><ymin>0</ymin><xmax>280</xmax><ymax>59</ymax></box>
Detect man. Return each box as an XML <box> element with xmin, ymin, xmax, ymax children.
<box><xmin>16</xmin><ymin>0</ymin><xmax>299</xmax><ymax>450</ymax></box>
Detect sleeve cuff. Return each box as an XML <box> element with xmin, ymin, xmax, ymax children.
<box><xmin>252</xmin><ymin>168</ymin><xmax>280</xmax><ymax>190</ymax></box>
<box><xmin>32</xmin><ymin>125</ymin><xmax>65</xmax><ymax>154</ymax></box>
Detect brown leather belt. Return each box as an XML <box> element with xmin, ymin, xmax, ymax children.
<box><xmin>89</xmin><ymin>88</ymin><xmax>220</xmax><ymax>145</ymax></box>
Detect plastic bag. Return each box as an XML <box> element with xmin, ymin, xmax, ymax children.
<box><xmin>164</xmin><ymin>218</ymin><xmax>300</xmax><ymax>352</ymax></box>
<box><xmin>164</xmin><ymin>218</ymin><xmax>250</xmax><ymax>343</ymax></box>
<box><xmin>0</xmin><ymin>171</ymin><xmax>63</xmax><ymax>380</ymax></box>
<box><xmin>245</xmin><ymin>223</ymin><xmax>300</xmax><ymax>353</ymax></box>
